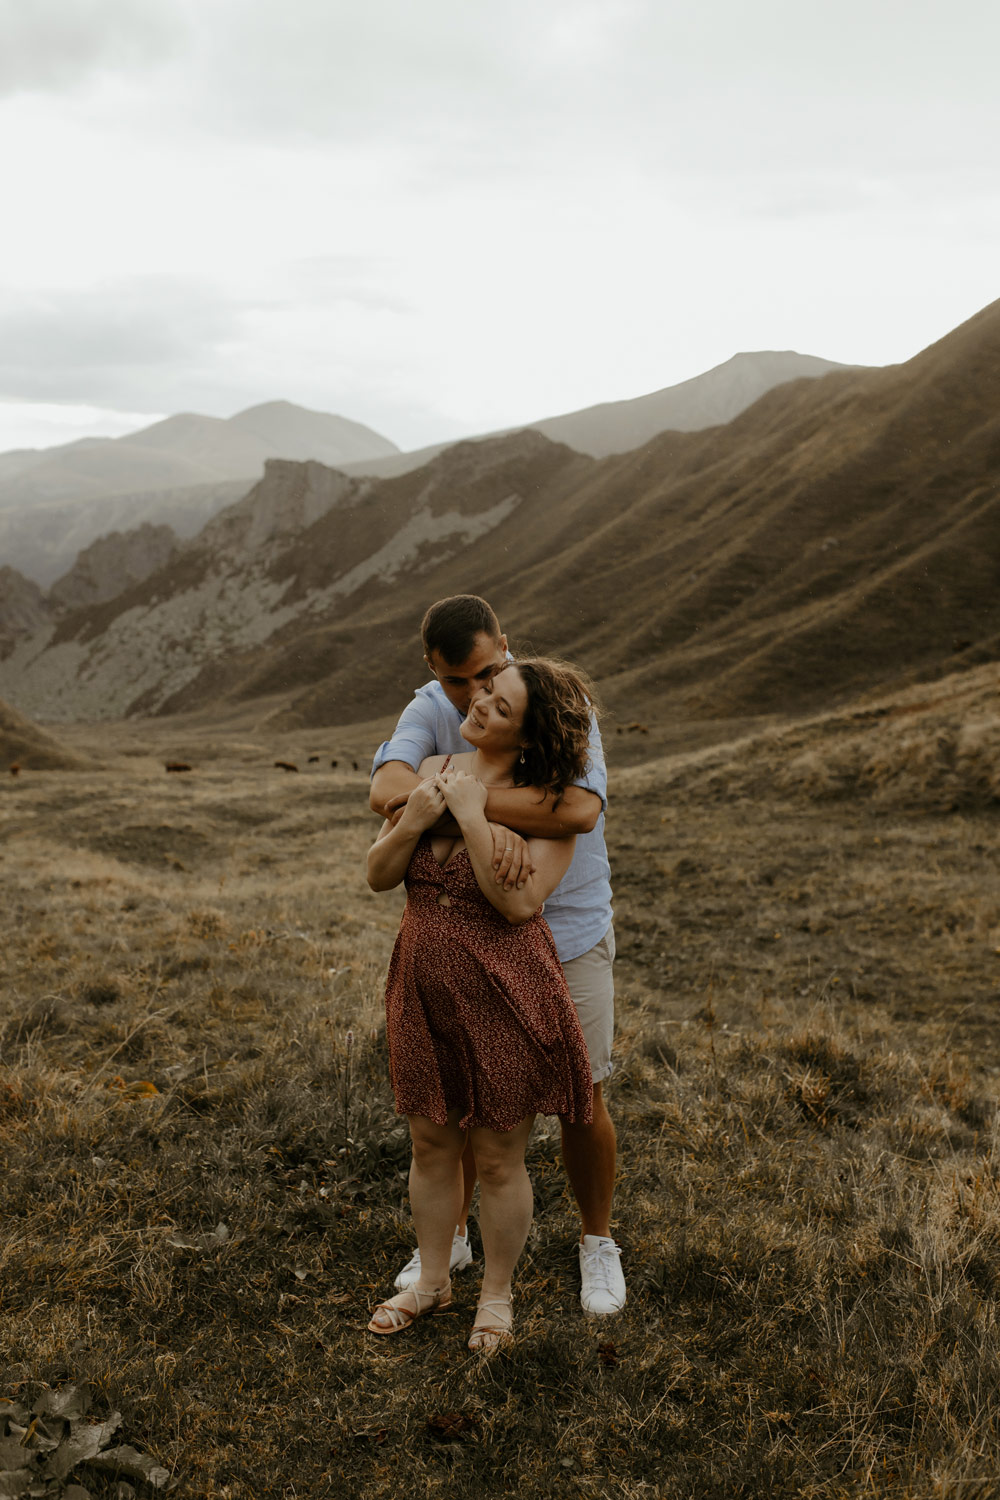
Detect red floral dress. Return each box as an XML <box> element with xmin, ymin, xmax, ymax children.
<box><xmin>383</xmin><ymin>827</ymin><xmax>593</xmax><ymax>1133</ymax></box>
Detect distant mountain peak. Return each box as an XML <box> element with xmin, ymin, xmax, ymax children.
<box><xmin>233</xmin><ymin>399</ymin><xmax>311</xmax><ymax>416</ymax></box>
<box><xmin>2</xmin><ymin>296</ymin><xmax>999</xmax><ymax>730</ymax></box>
<box><xmin>0</xmin><ymin>400</ymin><xmax>401</xmax><ymax>584</ymax></box>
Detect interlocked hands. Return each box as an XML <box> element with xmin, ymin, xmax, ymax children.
<box><xmin>394</xmin><ymin>774</ymin><xmax>446</xmax><ymax>833</ymax></box>
<box><xmin>387</xmin><ymin>768</ymin><xmax>533</xmax><ymax>888</ymax></box>
<box><xmin>435</xmin><ymin>763</ymin><xmax>488</xmax><ymax>820</ymax></box>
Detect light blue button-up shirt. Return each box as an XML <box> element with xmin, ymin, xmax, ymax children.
<box><xmin>371</xmin><ymin>678</ymin><xmax>613</xmax><ymax>964</ymax></box>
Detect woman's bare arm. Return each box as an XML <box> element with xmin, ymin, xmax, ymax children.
<box><xmin>366</xmin><ymin>774</ymin><xmax>446</xmax><ymax>891</ymax></box>
<box><xmin>463</xmin><ymin>819</ymin><xmax>575</xmax><ymax>923</ymax></box>
<box><xmin>436</xmin><ymin>768</ymin><xmax>575</xmax><ymax>923</ymax></box>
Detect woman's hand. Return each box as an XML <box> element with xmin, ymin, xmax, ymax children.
<box><xmin>436</xmin><ymin>766</ymin><xmax>488</xmax><ymax>826</ymax></box>
<box><xmin>396</xmin><ymin>775</ymin><xmax>447</xmax><ymax>833</ymax></box>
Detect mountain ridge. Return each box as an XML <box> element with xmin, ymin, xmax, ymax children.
<box><xmin>0</xmin><ymin>353</ymin><xmax>853</xmax><ymax>586</ymax></box>
<box><xmin>0</xmin><ymin>401</ymin><xmax>401</xmax><ymax>586</ymax></box>
<box><xmin>337</xmin><ymin>350</ymin><xmax>858</xmax><ymax>479</ymax></box>
<box><xmin>1</xmin><ymin>300</ymin><xmax>997</xmax><ymax>730</ymax></box>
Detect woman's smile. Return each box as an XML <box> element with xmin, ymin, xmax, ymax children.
<box><xmin>461</xmin><ymin>664</ymin><xmax>529</xmax><ymax>754</ymax></box>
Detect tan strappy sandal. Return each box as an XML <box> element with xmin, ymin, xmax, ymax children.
<box><xmin>468</xmin><ymin>1296</ymin><xmax>514</xmax><ymax>1351</ymax></box>
<box><xmin>367</xmin><ymin>1283</ymin><xmax>452</xmax><ymax>1336</ymax></box>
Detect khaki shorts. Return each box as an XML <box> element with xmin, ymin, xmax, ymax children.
<box><xmin>561</xmin><ymin>924</ymin><xmax>616</xmax><ymax>1085</ymax></box>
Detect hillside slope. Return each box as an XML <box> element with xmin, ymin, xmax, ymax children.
<box><xmin>0</xmin><ymin>566</ymin><xmax>50</xmax><ymax>657</ymax></box>
<box><xmin>0</xmin><ymin>402</ymin><xmax>399</xmax><ymax>585</ymax></box>
<box><xmin>339</xmin><ymin>350</ymin><xmax>855</xmax><ymax>479</ymax></box>
<box><xmin>0</xmin><ymin>696</ymin><xmax>90</xmax><ymax>770</ymax></box>
<box><xmin>0</xmin><ymin>436</ymin><xmax>573</xmax><ymax>721</ymax></box>
<box><xmin>271</xmin><ymin>298</ymin><xmax>1000</xmax><ymax>728</ymax></box>
<box><xmin>1</xmin><ymin>299</ymin><xmax>997</xmax><ymax>728</ymax></box>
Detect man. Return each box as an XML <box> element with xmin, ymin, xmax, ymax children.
<box><xmin>369</xmin><ymin>594</ymin><xmax>625</xmax><ymax>1315</ymax></box>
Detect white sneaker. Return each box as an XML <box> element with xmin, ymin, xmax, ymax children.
<box><xmin>578</xmin><ymin>1235</ymin><xmax>626</xmax><ymax>1315</ymax></box>
<box><xmin>393</xmin><ymin>1228</ymin><xmax>473</xmax><ymax>1291</ymax></box>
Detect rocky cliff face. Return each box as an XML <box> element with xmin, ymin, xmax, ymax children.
<box><xmin>0</xmin><ymin>479</ymin><xmax>251</xmax><ymax>587</ymax></box>
<box><xmin>0</xmin><ymin>431</ymin><xmax>566</xmax><ymax>722</ymax></box>
<box><xmin>0</xmin><ymin>399</ymin><xmax>400</xmax><ymax>586</ymax></box>
<box><xmin>1</xmin><ymin>302</ymin><xmax>998</xmax><ymax>731</ymax></box>
<box><xmin>0</xmin><ymin>566</ymin><xmax>51</xmax><ymax>658</ymax></box>
<box><xmin>48</xmin><ymin>522</ymin><xmax>180</xmax><ymax>612</ymax></box>
<box><xmin>195</xmin><ymin>460</ymin><xmax>358</xmax><ymax>559</ymax></box>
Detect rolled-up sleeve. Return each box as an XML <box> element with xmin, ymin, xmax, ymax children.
<box><xmin>370</xmin><ymin>690</ymin><xmax>442</xmax><ymax>777</ymax></box>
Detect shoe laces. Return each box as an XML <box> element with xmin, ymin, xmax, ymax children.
<box><xmin>581</xmin><ymin>1241</ymin><xmax>621</xmax><ymax>1287</ymax></box>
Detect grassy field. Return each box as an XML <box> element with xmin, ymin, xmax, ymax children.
<box><xmin>2</xmin><ymin>717</ymin><xmax>999</xmax><ymax>1499</ymax></box>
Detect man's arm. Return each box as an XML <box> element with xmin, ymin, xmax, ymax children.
<box><xmin>370</xmin><ymin>698</ymin><xmax>604</xmax><ymax>883</ymax></box>
<box><xmin>481</xmin><ymin>783</ymin><xmax>602</xmax><ymax>838</ymax></box>
<box><xmin>371</xmin><ymin>760</ymin><xmax>539</xmax><ymax>889</ymax></box>
<box><xmin>369</xmin><ymin>687</ymin><xmax>444</xmax><ymax>815</ymax></box>
<box><xmin>374</xmin><ymin>768</ymin><xmax>598</xmax><ymax>835</ymax></box>
<box><xmin>370</xmin><ymin>760</ymin><xmax>421</xmax><ymax>818</ymax></box>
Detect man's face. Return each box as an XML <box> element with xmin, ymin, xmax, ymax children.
<box><xmin>426</xmin><ymin>631</ymin><xmax>508</xmax><ymax>714</ymax></box>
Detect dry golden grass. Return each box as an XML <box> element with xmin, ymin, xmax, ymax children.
<box><xmin>624</xmin><ymin>660</ymin><xmax>1000</xmax><ymax>814</ymax></box>
<box><xmin>2</xmin><ymin>715</ymin><xmax>999</xmax><ymax>1498</ymax></box>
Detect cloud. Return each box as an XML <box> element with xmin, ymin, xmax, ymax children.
<box><xmin>0</xmin><ymin>0</ymin><xmax>187</xmax><ymax>96</ymax></box>
<box><xmin>9</xmin><ymin>2</ymin><xmax>998</xmax><ymax>195</ymax></box>
<box><xmin>0</xmin><ymin>400</ymin><xmax>160</xmax><ymax>452</ymax></box>
<box><xmin>0</xmin><ymin>278</ymin><xmax>239</xmax><ymax>408</ymax></box>
<box><xmin>0</xmin><ymin>0</ymin><xmax>996</xmax><ymax>458</ymax></box>
<box><xmin>0</xmin><ymin>273</ymin><xmax>445</xmax><ymax>444</ymax></box>
<box><xmin>5</xmin><ymin>0</ymin><xmax>999</xmax><ymax>179</ymax></box>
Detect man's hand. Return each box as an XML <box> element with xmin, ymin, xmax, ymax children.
<box><xmin>489</xmin><ymin>824</ymin><xmax>534</xmax><ymax>890</ymax></box>
<box><xmin>384</xmin><ymin>790</ymin><xmax>411</xmax><ymax>828</ymax></box>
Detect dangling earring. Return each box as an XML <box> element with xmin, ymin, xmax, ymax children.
<box><xmin>519</xmin><ymin>749</ymin><xmax>526</xmax><ymax>765</ymax></box>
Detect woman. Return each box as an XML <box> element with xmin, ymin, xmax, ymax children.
<box><xmin>366</xmin><ymin>657</ymin><xmax>596</xmax><ymax>1350</ymax></box>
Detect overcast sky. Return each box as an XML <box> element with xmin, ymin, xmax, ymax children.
<box><xmin>2</xmin><ymin>0</ymin><xmax>998</xmax><ymax>454</ymax></box>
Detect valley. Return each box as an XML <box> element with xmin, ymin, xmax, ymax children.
<box><xmin>2</xmin><ymin>689</ymin><xmax>998</xmax><ymax>1496</ymax></box>
<box><xmin>1</xmin><ymin>299</ymin><xmax>999</xmax><ymax>1498</ymax></box>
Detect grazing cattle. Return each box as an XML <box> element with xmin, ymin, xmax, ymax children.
<box><xmin>626</xmin><ymin>721</ymin><xmax>650</xmax><ymax>735</ymax></box>
<box><xmin>165</xmin><ymin>761</ymin><xmax>192</xmax><ymax>773</ymax></box>
<box><xmin>274</xmin><ymin>760</ymin><xmax>299</xmax><ymax>772</ymax></box>
<box><xmin>330</xmin><ymin>759</ymin><xmax>338</xmax><ymax>769</ymax></box>
<box><xmin>9</xmin><ymin>763</ymin><xmax>20</xmax><ymax>777</ymax></box>
<box><xmin>352</xmin><ymin>760</ymin><xmax>359</xmax><ymax>771</ymax></box>
<box><xmin>308</xmin><ymin>755</ymin><xmax>320</xmax><ymax>763</ymax></box>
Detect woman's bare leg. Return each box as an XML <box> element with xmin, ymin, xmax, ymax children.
<box><xmin>370</xmin><ymin>1112</ymin><xmax>465</xmax><ymax>1328</ymax></box>
<box><xmin>468</xmin><ymin>1114</ymin><xmax>535</xmax><ymax>1333</ymax></box>
<box><xmin>407</xmin><ymin>1111</ymin><xmax>467</xmax><ymax>1289</ymax></box>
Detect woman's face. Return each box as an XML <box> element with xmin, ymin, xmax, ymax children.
<box><xmin>461</xmin><ymin>663</ymin><xmax>528</xmax><ymax>756</ymax></box>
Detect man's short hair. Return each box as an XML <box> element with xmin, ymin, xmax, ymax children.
<box><xmin>421</xmin><ymin>595</ymin><xmax>502</xmax><ymax>665</ymax></box>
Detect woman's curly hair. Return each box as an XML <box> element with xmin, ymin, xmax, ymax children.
<box><xmin>504</xmin><ymin>657</ymin><xmax>599</xmax><ymax>806</ymax></box>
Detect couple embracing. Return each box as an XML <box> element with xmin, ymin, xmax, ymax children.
<box><xmin>366</xmin><ymin>594</ymin><xmax>625</xmax><ymax>1350</ymax></box>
